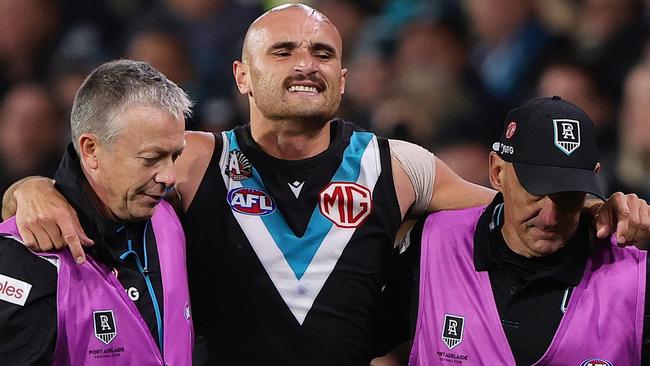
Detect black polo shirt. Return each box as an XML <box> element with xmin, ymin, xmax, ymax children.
<box><xmin>0</xmin><ymin>145</ymin><xmax>164</xmax><ymax>364</ymax></box>
<box><xmin>475</xmin><ymin>193</ymin><xmax>589</xmax><ymax>364</ymax></box>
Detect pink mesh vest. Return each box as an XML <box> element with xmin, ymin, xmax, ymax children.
<box><xmin>0</xmin><ymin>201</ymin><xmax>193</xmax><ymax>365</ymax></box>
<box><xmin>409</xmin><ymin>206</ymin><xmax>645</xmax><ymax>366</ymax></box>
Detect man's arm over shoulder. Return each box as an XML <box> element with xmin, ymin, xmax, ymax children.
<box><xmin>389</xmin><ymin>139</ymin><xmax>495</xmax><ymax>219</ymax></box>
<box><xmin>2</xmin><ymin>177</ymin><xmax>53</xmax><ymax>220</ymax></box>
<box><xmin>174</xmin><ymin>131</ymin><xmax>216</xmax><ymax>214</ymax></box>
<box><xmin>0</xmin><ymin>236</ymin><xmax>58</xmax><ymax>365</ymax></box>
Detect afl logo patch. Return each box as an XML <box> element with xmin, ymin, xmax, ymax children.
<box><xmin>581</xmin><ymin>359</ymin><xmax>613</xmax><ymax>366</ymax></box>
<box><xmin>227</xmin><ymin>187</ymin><xmax>276</xmax><ymax>216</ymax></box>
<box><xmin>225</xmin><ymin>150</ymin><xmax>252</xmax><ymax>181</ymax></box>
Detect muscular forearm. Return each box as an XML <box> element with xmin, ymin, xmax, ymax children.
<box><xmin>2</xmin><ymin>176</ymin><xmax>53</xmax><ymax>220</ymax></box>
<box><xmin>428</xmin><ymin>158</ymin><xmax>496</xmax><ymax>212</ymax></box>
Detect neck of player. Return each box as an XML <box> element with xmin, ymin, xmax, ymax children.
<box><xmin>250</xmin><ymin>116</ymin><xmax>332</xmax><ymax>160</ymax></box>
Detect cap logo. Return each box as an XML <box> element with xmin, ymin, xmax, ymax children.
<box><xmin>553</xmin><ymin>119</ymin><xmax>580</xmax><ymax>155</ymax></box>
<box><xmin>505</xmin><ymin>122</ymin><xmax>517</xmax><ymax>139</ymax></box>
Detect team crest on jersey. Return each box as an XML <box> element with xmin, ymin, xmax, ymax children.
<box><xmin>225</xmin><ymin>150</ymin><xmax>252</xmax><ymax>181</ymax></box>
<box><xmin>319</xmin><ymin>182</ymin><xmax>372</xmax><ymax>228</ymax></box>
<box><xmin>580</xmin><ymin>359</ymin><xmax>613</xmax><ymax>366</ymax></box>
<box><xmin>442</xmin><ymin>314</ymin><xmax>464</xmax><ymax>349</ymax></box>
<box><xmin>553</xmin><ymin>119</ymin><xmax>581</xmax><ymax>155</ymax></box>
<box><xmin>93</xmin><ymin>310</ymin><xmax>117</xmax><ymax>345</ymax></box>
<box><xmin>228</xmin><ymin>187</ymin><xmax>276</xmax><ymax>216</ymax></box>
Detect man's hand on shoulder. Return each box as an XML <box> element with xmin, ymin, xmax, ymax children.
<box><xmin>590</xmin><ymin>192</ymin><xmax>650</xmax><ymax>246</ymax></box>
<box><xmin>5</xmin><ymin>177</ymin><xmax>93</xmax><ymax>264</ymax></box>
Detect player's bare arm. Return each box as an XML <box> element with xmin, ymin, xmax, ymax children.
<box><xmin>174</xmin><ymin>131</ymin><xmax>215</xmax><ymax>213</ymax></box>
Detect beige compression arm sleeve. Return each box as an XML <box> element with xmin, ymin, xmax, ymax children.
<box><xmin>388</xmin><ymin>139</ymin><xmax>436</xmax><ymax>217</ymax></box>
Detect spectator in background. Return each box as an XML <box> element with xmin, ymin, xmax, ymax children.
<box><xmin>339</xmin><ymin>53</ymin><xmax>390</xmax><ymax>130</ymax></box>
<box><xmin>126</xmin><ymin>27</ymin><xmax>203</xmax><ymax>129</ymax></box>
<box><xmin>0</xmin><ymin>0</ymin><xmax>61</xmax><ymax>96</ymax></box>
<box><xmin>0</xmin><ymin>83</ymin><xmax>65</xmax><ymax>194</ymax></box>
<box><xmin>574</xmin><ymin>0</ymin><xmax>648</xmax><ymax>102</ymax></box>
<box><xmin>371</xmin><ymin>16</ymin><xmax>502</xmax><ymax>148</ymax></box>
<box><xmin>48</xmin><ymin>59</ymin><xmax>99</xmax><ymax>118</ymax></box>
<box><xmin>536</xmin><ymin>59</ymin><xmax>617</xmax><ymax>191</ymax></box>
<box><xmin>46</xmin><ymin>28</ymin><xmax>107</xmax><ymax>117</ymax></box>
<box><xmin>142</xmin><ymin>0</ymin><xmax>262</xmax><ymax>132</ymax></box>
<box><xmin>615</xmin><ymin>62</ymin><xmax>650</xmax><ymax>205</ymax></box>
<box><xmin>431</xmin><ymin>120</ymin><xmax>492</xmax><ymax>187</ymax></box>
<box><xmin>537</xmin><ymin>60</ymin><xmax>614</xmax><ymax>139</ymax></box>
<box><xmin>464</xmin><ymin>0</ymin><xmax>568</xmax><ymax>106</ymax></box>
<box><xmin>435</xmin><ymin>141</ymin><xmax>490</xmax><ymax>187</ymax></box>
<box><xmin>127</xmin><ymin>30</ymin><xmax>197</xmax><ymax>95</ymax></box>
<box><xmin>371</xmin><ymin>19</ymin><xmax>473</xmax><ymax>147</ymax></box>
<box><xmin>163</xmin><ymin>0</ymin><xmax>262</xmax><ymax>99</ymax></box>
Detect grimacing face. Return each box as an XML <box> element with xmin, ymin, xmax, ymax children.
<box><xmin>490</xmin><ymin>153</ymin><xmax>586</xmax><ymax>257</ymax></box>
<box><xmin>235</xmin><ymin>6</ymin><xmax>347</xmax><ymax>124</ymax></box>
<box><xmin>83</xmin><ymin>104</ymin><xmax>185</xmax><ymax>221</ymax></box>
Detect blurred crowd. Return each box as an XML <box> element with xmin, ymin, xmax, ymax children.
<box><xmin>0</xmin><ymin>0</ymin><xmax>648</xmax><ymax>201</ymax></box>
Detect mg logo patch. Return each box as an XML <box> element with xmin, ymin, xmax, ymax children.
<box><xmin>319</xmin><ymin>182</ymin><xmax>372</xmax><ymax>228</ymax></box>
<box><xmin>225</xmin><ymin>150</ymin><xmax>252</xmax><ymax>181</ymax></box>
<box><xmin>580</xmin><ymin>359</ymin><xmax>613</xmax><ymax>366</ymax></box>
<box><xmin>93</xmin><ymin>310</ymin><xmax>117</xmax><ymax>345</ymax></box>
<box><xmin>441</xmin><ymin>314</ymin><xmax>464</xmax><ymax>349</ymax></box>
<box><xmin>553</xmin><ymin>119</ymin><xmax>581</xmax><ymax>155</ymax></box>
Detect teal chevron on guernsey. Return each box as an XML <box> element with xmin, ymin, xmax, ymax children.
<box><xmin>219</xmin><ymin>130</ymin><xmax>382</xmax><ymax>324</ymax></box>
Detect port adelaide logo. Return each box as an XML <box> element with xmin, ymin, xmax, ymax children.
<box><xmin>228</xmin><ymin>187</ymin><xmax>276</xmax><ymax>216</ymax></box>
<box><xmin>441</xmin><ymin>314</ymin><xmax>464</xmax><ymax>349</ymax></box>
<box><xmin>553</xmin><ymin>119</ymin><xmax>581</xmax><ymax>155</ymax></box>
<box><xmin>225</xmin><ymin>150</ymin><xmax>253</xmax><ymax>181</ymax></box>
<box><xmin>93</xmin><ymin>310</ymin><xmax>117</xmax><ymax>345</ymax></box>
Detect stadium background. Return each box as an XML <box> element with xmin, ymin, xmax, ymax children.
<box><xmin>0</xmin><ymin>0</ymin><xmax>648</xmax><ymax>240</ymax></box>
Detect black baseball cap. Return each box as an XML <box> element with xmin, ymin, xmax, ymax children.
<box><xmin>492</xmin><ymin>96</ymin><xmax>606</xmax><ymax>200</ymax></box>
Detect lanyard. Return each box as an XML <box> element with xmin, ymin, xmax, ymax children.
<box><xmin>117</xmin><ymin>221</ymin><xmax>164</xmax><ymax>351</ymax></box>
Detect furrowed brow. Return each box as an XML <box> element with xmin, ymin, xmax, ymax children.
<box><xmin>269</xmin><ymin>41</ymin><xmax>298</xmax><ymax>52</ymax></box>
<box><xmin>310</xmin><ymin>42</ymin><xmax>337</xmax><ymax>57</ymax></box>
